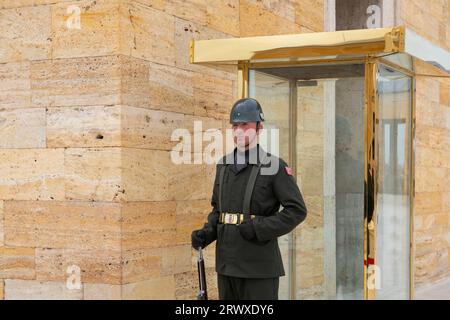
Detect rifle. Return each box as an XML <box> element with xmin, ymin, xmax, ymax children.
<box><xmin>196</xmin><ymin>247</ymin><xmax>208</xmax><ymax>300</ymax></box>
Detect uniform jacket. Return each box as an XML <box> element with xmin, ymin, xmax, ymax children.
<box><xmin>201</xmin><ymin>145</ymin><xmax>307</xmax><ymax>278</ymax></box>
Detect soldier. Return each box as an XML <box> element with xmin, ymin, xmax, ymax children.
<box><xmin>191</xmin><ymin>98</ymin><xmax>307</xmax><ymax>300</ymax></box>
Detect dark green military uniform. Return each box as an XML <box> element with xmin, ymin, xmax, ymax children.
<box><xmin>200</xmin><ymin>144</ymin><xmax>307</xmax><ymax>299</ymax></box>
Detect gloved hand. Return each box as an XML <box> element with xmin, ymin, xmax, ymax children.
<box><xmin>237</xmin><ymin>220</ymin><xmax>256</xmax><ymax>241</ymax></box>
<box><xmin>191</xmin><ymin>229</ymin><xmax>207</xmax><ymax>250</ymax></box>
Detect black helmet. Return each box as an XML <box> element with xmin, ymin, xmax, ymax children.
<box><xmin>229</xmin><ymin>98</ymin><xmax>265</xmax><ymax>124</ymax></box>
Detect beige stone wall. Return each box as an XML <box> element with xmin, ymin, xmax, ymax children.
<box><xmin>0</xmin><ymin>0</ymin><xmax>324</xmax><ymax>299</ymax></box>
<box><xmin>397</xmin><ymin>0</ymin><xmax>450</xmax><ymax>288</ymax></box>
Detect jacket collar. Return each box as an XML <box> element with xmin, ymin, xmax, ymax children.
<box><xmin>219</xmin><ymin>144</ymin><xmax>269</xmax><ymax>166</ymax></box>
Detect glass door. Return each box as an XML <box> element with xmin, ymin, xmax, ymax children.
<box><xmin>373</xmin><ymin>64</ymin><xmax>412</xmax><ymax>299</ymax></box>
<box><xmin>249</xmin><ymin>63</ymin><xmax>366</xmax><ymax>299</ymax></box>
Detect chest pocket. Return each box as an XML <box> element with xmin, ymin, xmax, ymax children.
<box><xmin>251</xmin><ymin>177</ymin><xmax>272</xmax><ymax>213</ymax></box>
<box><xmin>255</xmin><ymin>175</ymin><xmax>271</xmax><ymax>187</ymax></box>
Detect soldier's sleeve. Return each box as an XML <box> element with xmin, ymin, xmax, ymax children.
<box><xmin>202</xmin><ymin>163</ymin><xmax>221</xmax><ymax>246</ymax></box>
<box><xmin>253</xmin><ymin>159</ymin><xmax>307</xmax><ymax>242</ymax></box>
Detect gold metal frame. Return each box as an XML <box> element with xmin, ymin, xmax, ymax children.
<box><xmin>190</xmin><ymin>27</ymin><xmax>404</xmax><ymax>63</ymax></box>
<box><xmin>238</xmin><ymin>62</ymin><xmax>249</xmax><ymax>99</ymax></box>
<box><xmin>370</xmin><ymin>57</ymin><xmax>415</xmax><ymax>300</ymax></box>
<box><xmin>410</xmin><ymin>71</ymin><xmax>416</xmax><ymax>301</ymax></box>
<box><xmin>190</xmin><ymin>26</ymin><xmax>427</xmax><ymax>300</ymax></box>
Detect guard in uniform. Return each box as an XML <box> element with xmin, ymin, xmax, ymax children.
<box><xmin>191</xmin><ymin>98</ymin><xmax>307</xmax><ymax>300</ymax></box>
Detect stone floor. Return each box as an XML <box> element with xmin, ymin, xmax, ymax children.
<box><xmin>414</xmin><ymin>277</ymin><xmax>450</xmax><ymax>300</ymax></box>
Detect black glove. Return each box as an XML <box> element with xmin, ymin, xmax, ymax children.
<box><xmin>191</xmin><ymin>229</ymin><xmax>207</xmax><ymax>250</ymax></box>
<box><xmin>237</xmin><ymin>220</ymin><xmax>256</xmax><ymax>241</ymax></box>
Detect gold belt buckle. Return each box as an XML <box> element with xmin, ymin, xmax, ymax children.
<box><xmin>224</xmin><ymin>213</ymin><xmax>238</xmax><ymax>224</ymax></box>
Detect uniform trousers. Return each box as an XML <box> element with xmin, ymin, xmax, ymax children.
<box><xmin>217</xmin><ymin>273</ymin><xmax>279</xmax><ymax>300</ymax></box>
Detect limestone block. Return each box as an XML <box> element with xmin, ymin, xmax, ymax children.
<box><xmin>295</xmin><ymin>225</ymin><xmax>324</xmax><ymax>251</ymax></box>
<box><xmin>298</xmin><ymin>112</ymin><xmax>325</xmax><ymax>133</ymax></box>
<box><xmin>0</xmin><ymin>61</ymin><xmax>31</xmax><ymax>108</ymax></box>
<box><xmin>296</xmin><ymin>249</ymin><xmax>324</xmax><ymax>278</ymax></box>
<box><xmin>120</xmin><ymin>56</ymin><xmax>152</xmax><ymax>109</ymax></box>
<box><xmin>122</xmin><ymin>201</ymin><xmax>177</xmax><ymax>250</ymax></box>
<box><xmin>414</xmin><ymin>192</ymin><xmax>443</xmax><ymax>215</ymax></box>
<box><xmin>164</xmin><ymin>0</ymin><xmax>207</xmax><ymax>26</ymax></box>
<box><xmin>239</xmin><ymin>0</ymin><xmax>301</xmax><ymax>37</ymax></box>
<box><xmin>444</xmin><ymin>106</ymin><xmax>450</xmax><ymax>130</ymax></box>
<box><xmin>440</xmin><ymin>83</ymin><xmax>450</xmax><ymax>107</ymax></box>
<box><xmin>434</xmin><ymin>214</ymin><xmax>448</xmax><ymax>228</ymax></box>
<box><xmin>169</xmin><ymin>158</ymin><xmax>207</xmax><ymax>201</ymax></box>
<box><xmin>448</xmin><ymin>248</ymin><xmax>450</xmax><ymax>269</ymax></box>
<box><xmin>160</xmin><ymin>245</ymin><xmax>192</xmax><ymax>276</ymax></box>
<box><xmin>147</xmin><ymin>62</ymin><xmax>195</xmax><ymax>114</ymax></box>
<box><xmin>36</xmin><ymin>247</ymin><xmax>122</xmax><ymax>284</ymax></box>
<box><xmin>121</xmin><ymin>107</ymin><xmax>185</xmax><ymax>150</ymax></box>
<box><xmin>174</xmin><ymin>268</ymin><xmax>217</xmax><ymax>300</ymax></box>
<box><xmin>47</xmin><ymin>106</ymin><xmax>121</xmax><ymax>148</ymax></box>
<box><xmin>295</xmin><ymin>0</ymin><xmax>324</xmax><ymax>32</ymax></box>
<box><xmin>416</xmin><ymin>124</ymin><xmax>445</xmax><ymax>150</ymax></box>
<box><xmin>122</xmin><ymin>248</ymin><xmax>162</xmax><ymax>283</ymax></box>
<box><xmin>31</xmin><ymin>56</ymin><xmax>121</xmax><ymax>107</ymax></box>
<box><xmin>0</xmin><ymin>200</ymin><xmax>5</xmax><ymax>247</ymax></box>
<box><xmin>415</xmin><ymin>166</ymin><xmax>446</xmax><ymax>193</ymax></box>
<box><xmin>415</xmin><ymin>250</ymin><xmax>439</xmax><ymax>280</ymax></box>
<box><xmin>52</xmin><ymin>0</ymin><xmax>120</xmax><ymax>59</ymax></box>
<box><xmin>4</xmin><ymin>279</ymin><xmax>83</xmax><ymax>300</ymax></box>
<box><xmin>0</xmin><ymin>280</ymin><xmax>3</xmax><ymax>300</ymax></box>
<box><xmin>296</xmin><ymin>284</ymin><xmax>324</xmax><ymax>300</ymax></box>
<box><xmin>251</xmin><ymin>0</ymin><xmax>297</xmax><ymax>21</ymax></box>
<box><xmin>297</xmin><ymin>131</ymin><xmax>324</xmax><ymax>161</ymax></box>
<box><xmin>443</xmin><ymin>192</ymin><xmax>450</xmax><ymax>212</ymax></box>
<box><xmin>0</xmin><ymin>6</ymin><xmax>51</xmax><ymax>63</ymax></box>
<box><xmin>173</xmin><ymin>17</ymin><xmax>237</xmax><ymax>79</ymax></box>
<box><xmin>0</xmin><ymin>1</ymin><xmax>73</xmax><ymax>9</ymax></box>
<box><xmin>417</xmin><ymin>78</ymin><xmax>440</xmax><ymax>103</ymax></box>
<box><xmin>175</xmin><ymin>199</ymin><xmax>211</xmax><ymax>246</ymax></box>
<box><xmin>416</xmin><ymin>146</ymin><xmax>444</xmax><ymax>168</ymax></box>
<box><xmin>121</xmin><ymin>56</ymin><xmax>195</xmax><ymax>114</ymax></box>
<box><xmin>123</xmin><ymin>58</ymin><xmax>194</xmax><ymax>112</ymax></box>
<box><xmin>64</xmin><ymin>148</ymin><xmax>123</xmax><ymax>202</ymax></box>
<box><xmin>0</xmin><ymin>149</ymin><xmax>65</xmax><ymax>201</ymax></box>
<box><xmin>0</xmin><ymin>247</ymin><xmax>35</xmax><ymax>279</ymax></box>
<box><xmin>415</xmin><ymin>234</ymin><xmax>435</xmax><ymax>256</ymax></box>
<box><xmin>183</xmin><ymin>114</ymin><xmax>224</xmax><ymax>134</ymax></box>
<box><xmin>119</xmin><ymin>1</ymin><xmax>175</xmax><ymax>66</ymax></box>
<box><xmin>83</xmin><ymin>283</ymin><xmax>121</xmax><ymax>300</ymax></box>
<box><xmin>178</xmin><ymin>115</ymin><xmax>225</xmax><ymax>161</ymax></box>
<box><xmin>206</xmin><ymin>0</ymin><xmax>239</xmax><ymax>36</ymax></box>
<box><xmin>123</xmin><ymin>245</ymin><xmax>191</xmax><ymax>284</ymax></box>
<box><xmin>0</xmin><ymin>108</ymin><xmax>46</xmax><ymax>148</ymax></box>
<box><xmin>301</xmin><ymin>195</ymin><xmax>323</xmax><ymax>227</ymax></box>
<box><xmin>0</xmin><ymin>201</ymin><xmax>3</xmax><ymax>246</ymax></box>
<box><xmin>298</xmin><ymin>158</ymin><xmax>323</xmax><ymax>196</ymax></box>
<box><xmin>193</xmin><ymin>73</ymin><xmax>234</xmax><ymax>119</ymax></box>
<box><xmin>130</xmin><ymin>0</ymin><xmax>165</xmax><ymax>11</ymax></box>
<box><xmin>122</xmin><ymin>148</ymin><xmax>170</xmax><ymax>201</ymax></box>
<box><xmin>4</xmin><ymin>200</ymin><xmax>121</xmax><ymax>250</ymax></box>
<box><xmin>122</xmin><ymin>276</ymin><xmax>176</xmax><ymax>299</ymax></box>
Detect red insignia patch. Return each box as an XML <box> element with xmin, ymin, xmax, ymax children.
<box><xmin>285</xmin><ymin>167</ymin><xmax>293</xmax><ymax>175</ymax></box>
